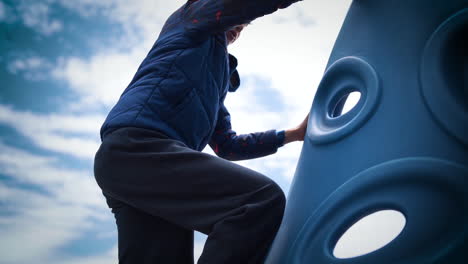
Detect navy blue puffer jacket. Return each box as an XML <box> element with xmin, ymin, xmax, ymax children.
<box><xmin>100</xmin><ymin>0</ymin><xmax>300</xmax><ymax>159</ymax></box>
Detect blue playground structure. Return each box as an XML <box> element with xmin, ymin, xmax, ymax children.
<box><xmin>265</xmin><ymin>0</ymin><xmax>468</xmax><ymax>263</ymax></box>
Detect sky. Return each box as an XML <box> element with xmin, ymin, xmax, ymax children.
<box><xmin>0</xmin><ymin>0</ymin><xmax>354</xmax><ymax>263</ymax></box>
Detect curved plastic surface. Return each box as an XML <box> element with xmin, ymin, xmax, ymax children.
<box><xmin>420</xmin><ymin>8</ymin><xmax>468</xmax><ymax>146</ymax></box>
<box><xmin>288</xmin><ymin>158</ymin><xmax>468</xmax><ymax>263</ymax></box>
<box><xmin>308</xmin><ymin>57</ymin><xmax>381</xmax><ymax>145</ymax></box>
<box><xmin>265</xmin><ymin>1</ymin><xmax>468</xmax><ymax>263</ymax></box>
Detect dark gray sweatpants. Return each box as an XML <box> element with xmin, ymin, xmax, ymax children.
<box><xmin>93</xmin><ymin>127</ymin><xmax>286</xmax><ymax>264</ymax></box>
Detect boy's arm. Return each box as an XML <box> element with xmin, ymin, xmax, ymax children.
<box><xmin>209</xmin><ymin>103</ymin><xmax>285</xmax><ymax>161</ymax></box>
<box><xmin>184</xmin><ymin>0</ymin><xmax>302</xmax><ymax>40</ymax></box>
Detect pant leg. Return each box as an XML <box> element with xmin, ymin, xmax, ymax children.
<box><xmin>104</xmin><ymin>194</ymin><xmax>194</xmax><ymax>264</ymax></box>
<box><xmin>94</xmin><ymin>127</ymin><xmax>286</xmax><ymax>264</ymax></box>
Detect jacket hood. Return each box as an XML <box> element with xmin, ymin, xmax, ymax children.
<box><xmin>228</xmin><ymin>54</ymin><xmax>240</xmax><ymax>92</ymax></box>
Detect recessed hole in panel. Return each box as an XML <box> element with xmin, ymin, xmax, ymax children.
<box><xmin>333</xmin><ymin>210</ymin><xmax>406</xmax><ymax>259</ymax></box>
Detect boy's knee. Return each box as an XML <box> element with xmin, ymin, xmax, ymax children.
<box><xmin>266</xmin><ymin>182</ymin><xmax>286</xmax><ymax>215</ymax></box>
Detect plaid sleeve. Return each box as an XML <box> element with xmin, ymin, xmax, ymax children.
<box><xmin>209</xmin><ymin>103</ymin><xmax>284</xmax><ymax>161</ymax></box>
<box><xmin>183</xmin><ymin>0</ymin><xmax>302</xmax><ymax>41</ymax></box>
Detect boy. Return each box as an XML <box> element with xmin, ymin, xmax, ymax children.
<box><xmin>94</xmin><ymin>0</ymin><xmax>307</xmax><ymax>263</ymax></box>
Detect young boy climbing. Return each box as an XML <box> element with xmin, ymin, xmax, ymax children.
<box><xmin>94</xmin><ymin>0</ymin><xmax>307</xmax><ymax>263</ymax></box>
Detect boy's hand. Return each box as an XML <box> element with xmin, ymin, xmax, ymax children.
<box><xmin>284</xmin><ymin>114</ymin><xmax>309</xmax><ymax>144</ymax></box>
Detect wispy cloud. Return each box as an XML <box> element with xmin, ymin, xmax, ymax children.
<box><xmin>53</xmin><ymin>51</ymin><xmax>145</xmax><ymax>108</ymax></box>
<box><xmin>0</xmin><ymin>2</ymin><xmax>5</xmax><ymax>21</ymax></box>
<box><xmin>49</xmin><ymin>245</ymin><xmax>117</xmax><ymax>264</ymax></box>
<box><xmin>0</xmin><ymin>142</ymin><xmax>110</xmax><ymax>263</ymax></box>
<box><xmin>229</xmin><ymin>0</ymin><xmax>352</xmax><ymax>118</ymax></box>
<box><xmin>49</xmin><ymin>1</ymin><xmax>181</xmax><ymax>110</ymax></box>
<box><xmin>0</xmin><ymin>2</ymin><xmax>16</xmax><ymax>24</ymax></box>
<box><xmin>232</xmin><ymin>75</ymin><xmax>287</xmax><ymax>113</ymax></box>
<box><xmin>7</xmin><ymin>56</ymin><xmax>54</xmax><ymax>81</ymax></box>
<box><xmin>0</xmin><ymin>184</ymin><xmax>109</xmax><ymax>263</ymax></box>
<box><xmin>56</xmin><ymin>0</ymin><xmax>179</xmax><ymax>38</ymax></box>
<box><xmin>0</xmin><ymin>105</ymin><xmax>104</xmax><ymax>159</ymax></box>
<box><xmin>272</xmin><ymin>7</ymin><xmax>316</xmax><ymax>27</ymax></box>
<box><xmin>17</xmin><ymin>1</ymin><xmax>63</xmax><ymax>35</ymax></box>
<box><xmin>0</xmin><ymin>142</ymin><xmax>105</xmax><ymax>207</ymax></box>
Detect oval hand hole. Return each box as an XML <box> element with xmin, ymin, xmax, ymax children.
<box><xmin>333</xmin><ymin>210</ymin><xmax>406</xmax><ymax>259</ymax></box>
<box><xmin>330</xmin><ymin>91</ymin><xmax>361</xmax><ymax>118</ymax></box>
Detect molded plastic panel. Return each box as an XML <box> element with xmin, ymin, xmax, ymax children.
<box><xmin>265</xmin><ymin>1</ymin><xmax>468</xmax><ymax>263</ymax></box>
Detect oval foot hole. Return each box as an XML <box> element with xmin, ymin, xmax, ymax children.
<box><xmin>331</xmin><ymin>91</ymin><xmax>362</xmax><ymax>117</ymax></box>
<box><xmin>333</xmin><ymin>210</ymin><xmax>406</xmax><ymax>259</ymax></box>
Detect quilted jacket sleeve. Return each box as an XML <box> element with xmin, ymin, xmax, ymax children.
<box><xmin>209</xmin><ymin>103</ymin><xmax>285</xmax><ymax>161</ymax></box>
<box><xmin>183</xmin><ymin>0</ymin><xmax>302</xmax><ymax>40</ymax></box>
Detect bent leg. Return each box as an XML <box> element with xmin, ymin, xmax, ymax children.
<box><xmin>104</xmin><ymin>194</ymin><xmax>194</xmax><ymax>264</ymax></box>
<box><xmin>94</xmin><ymin>128</ymin><xmax>286</xmax><ymax>264</ymax></box>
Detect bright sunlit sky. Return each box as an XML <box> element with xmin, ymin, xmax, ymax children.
<box><xmin>0</xmin><ymin>0</ymin><xmax>352</xmax><ymax>263</ymax></box>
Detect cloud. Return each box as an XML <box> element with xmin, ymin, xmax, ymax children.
<box><xmin>0</xmin><ymin>105</ymin><xmax>104</xmax><ymax>159</ymax></box>
<box><xmin>295</xmin><ymin>9</ymin><xmax>316</xmax><ymax>27</ymax></box>
<box><xmin>50</xmin><ymin>1</ymin><xmax>182</xmax><ymax>110</ymax></box>
<box><xmin>7</xmin><ymin>56</ymin><xmax>54</xmax><ymax>81</ymax></box>
<box><xmin>101</xmin><ymin>0</ymin><xmax>181</xmax><ymax>40</ymax></box>
<box><xmin>53</xmin><ymin>51</ymin><xmax>145</xmax><ymax>108</ymax></box>
<box><xmin>17</xmin><ymin>1</ymin><xmax>63</xmax><ymax>35</ymax></box>
<box><xmin>54</xmin><ymin>0</ymin><xmax>115</xmax><ymax>18</ymax></box>
<box><xmin>0</xmin><ymin>2</ymin><xmax>5</xmax><ymax>21</ymax></box>
<box><xmin>0</xmin><ymin>142</ymin><xmax>105</xmax><ymax>207</ymax></box>
<box><xmin>233</xmin><ymin>75</ymin><xmax>287</xmax><ymax>113</ymax></box>
<box><xmin>0</xmin><ymin>186</ymin><xmax>108</xmax><ymax>263</ymax></box>
<box><xmin>3</xmin><ymin>0</ymin><xmax>177</xmax><ymax>41</ymax></box>
<box><xmin>0</xmin><ymin>142</ymin><xmax>111</xmax><ymax>263</ymax></box>
<box><xmin>220</xmin><ymin>72</ymin><xmax>307</xmax><ymax>184</ymax></box>
<box><xmin>229</xmin><ymin>0</ymin><xmax>352</xmax><ymax>117</ymax></box>
<box><xmin>0</xmin><ymin>1</ymin><xmax>16</xmax><ymax>23</ymax></box>
<box><xmin>272</xmin><ymin>6</ymin><xmax>316</xmax><ymax>27</ymax></box>
<box><xmin>223</xmin><ymin>75</ymin><xmax>290</xmax><ymax>136</ymax></box>
<box><xmin>48</xmin><ymin>245</ymin><xmax>117</xmax><ymax>264</ymax></box>
<box><xmin>8</xmin><ymin>57</ymin><xmax>44</xmax><ymax>72</ymax></box>
<box><xmin>226</xmin><ymin>139</ymin><xmax>303</xmax><ymax>195</ymax></box>
<box><xmin>56</xmin><ymin>0</ymin><xmax>180</xmax><ymax>37</ymax></box>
